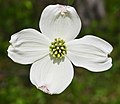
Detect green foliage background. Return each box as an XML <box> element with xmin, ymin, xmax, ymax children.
<box><xmin>0</xmin><ymin>0</ymin><xmax>120</xmax><ymax>104</ymax></box>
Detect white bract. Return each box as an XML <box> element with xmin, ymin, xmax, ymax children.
<box><xmin>7</xmin><ymin>4</ymin><xmax>113</xmax><ymax>94</ymax></box>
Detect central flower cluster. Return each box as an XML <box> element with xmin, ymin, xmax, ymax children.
<box><xmin>49</xmin><ymin>38</ymin><xmax>67</xmax><ymax>59</ymax></box>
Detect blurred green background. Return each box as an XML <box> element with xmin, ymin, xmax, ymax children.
<box><xmin>0</xmin><ymin>0</ymin><xmax>120</xmax><ymax>104</ymax></box>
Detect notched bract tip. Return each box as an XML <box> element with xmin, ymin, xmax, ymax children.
<box><xmin>38</xmin><ymin>85</ymin><xmax>52</xmax><ymax>95</ymax></box>
<box><xmin>58</xmin><ymin>5</ymin><xmax>68</xmax><ymax>16</ymax></box>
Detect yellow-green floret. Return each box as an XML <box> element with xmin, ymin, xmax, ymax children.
<box><xmin>49</xmin><ymin>38</ymin><xmax>67</xmax><ymax>59</ymax></box>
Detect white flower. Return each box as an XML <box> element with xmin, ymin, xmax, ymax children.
<box><xmin>7</xmin><ymin>4</ymin><xmax>113</xmax><ymax>94</ymax></box>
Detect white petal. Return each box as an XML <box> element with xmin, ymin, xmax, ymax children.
<box><xmin>30</xmin><ymin>55</ymin><xmax>74</xmax><ymax>94</ymax></box>
<box><xmin>8</xmin><ymin>29</ymin><xmax>50</xmax><ymax>64</ymax></box>
<box><xmin>67</xmin><ymin>35</ymin><xmax>113</xmax><ymax>72</ymax></box>
<box><xmin>39</xmin><ymin>4</ymin><xmax>81</xmax><ymax>41</ymax></box>
<box><xmin>79</xmin><ymin>35</ymin><xmax>113</xmax><ymax>53</ymax></box>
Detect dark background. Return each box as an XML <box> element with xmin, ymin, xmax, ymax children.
<box><xmin>0</xmin><ymin>0</ymin><xmax>120</xmax><ymax>104</ymax></box>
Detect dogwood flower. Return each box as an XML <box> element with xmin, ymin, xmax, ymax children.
<box><xmin>7</xmin><ymin>4</ymin><xmax>113</xmax><ymax>94</ymax></box>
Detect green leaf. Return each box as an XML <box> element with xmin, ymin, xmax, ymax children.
<box><xmin>67</xmin><ymin>0</ymin><xmax>74</xmax><ymax>5</ymax></box>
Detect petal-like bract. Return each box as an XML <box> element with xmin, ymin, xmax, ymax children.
<box><xmin>67</xmin><ymin>35</ymin><xmax>113</xmax><ymax>72</ymax></box>
<box><xmin>39</xmin><ymin>4</ymin><xmax>81</xmax><ymax>41</ymax></box>
<box><xmin>8</xmin><ymin>29</ymin><xmax>50</xmax><ymax>64</ymax></box>
<box><xmin>30</xmin><ymin>55</ymin><xmax>74</xmax><ymax>94</ymax></box>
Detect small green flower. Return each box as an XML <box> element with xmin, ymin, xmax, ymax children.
<box><xmin>49</xmin><ymin>38</ymin><xmax>67</xmax><ymax>59</ymax></box>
